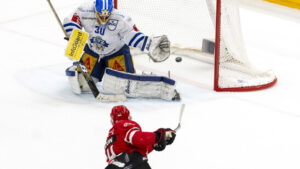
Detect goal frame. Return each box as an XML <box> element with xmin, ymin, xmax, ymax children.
<box><xmin>114</xmin><ymin>0</ymin><xmax>278</xmax><ymax>92</ymax></box>
<box><xmin>214</xmin><ymin>0</ymin><xmax>277</xmax><ymax>91</ymax></box>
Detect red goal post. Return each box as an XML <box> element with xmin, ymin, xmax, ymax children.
<box><xmin>213</xmin><ymin>0</ymin><xmax>277</xmax><ymax>91</ymax></box>
<box><xmin>114</xmin><ymin>0</ymin><xmax>277</xmax><ymax>92</ymax></box>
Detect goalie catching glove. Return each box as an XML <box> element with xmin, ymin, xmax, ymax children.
<box><xmin>146</xmin><ymin>35</ymin><xmax>171</xmax><ymax>62</ymax></box>
<box><xmin>153</xmin><ymin>128</ymin><xmax>176</xmax><ymax>151</ymax></box>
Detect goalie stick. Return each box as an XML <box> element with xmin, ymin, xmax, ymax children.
<box><xmin>77</xmin><ymin>60</ymin><xmax>126</xmax><ymax>102</ymax></box>
<box><xmin>46</xmin><ymin>0</ymin><xmax>126</xmax><ymax>102</ymax></box>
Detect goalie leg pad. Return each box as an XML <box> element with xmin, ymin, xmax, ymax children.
<box><xmin>102</xmin><ymin>68</ymin><xmax>179</xmax><ymax>101</ymax></box>
<box><xmin>65</xmin><ymin>63</ymin><xmax>91</xmax><ymax>94</ymax></box>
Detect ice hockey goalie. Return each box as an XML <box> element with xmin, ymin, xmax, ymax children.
<box><xmin>63</xmin><ymin>0</ymin><xmax>179</xmax><ymax>101</ymax></box>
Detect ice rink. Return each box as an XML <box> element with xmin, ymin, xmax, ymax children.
<box><xmin>1</xmin><ymin>0</ymin><xmax>300</xmax><ymax>169</ymax></box>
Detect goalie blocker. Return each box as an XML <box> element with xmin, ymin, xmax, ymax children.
<box><xmin>102</xmin><ymin>68</ymin><xmax>180</xmax><ymax>101</ymax></box>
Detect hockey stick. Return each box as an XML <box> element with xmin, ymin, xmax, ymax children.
<box><xmin>78</xmin><ymin>60</ymin><xmax>126</xmax><ymax>102</ymax></box>
<box><xmin>47</xmin><ymin>0</ymin><xmax>126</xmax><ymax>102</ymax></box>
<box><xmin>174</xmin><ymin>103</ymin><xmax>185</xmax><ymax>132</ymax></box>
<box><xmin>46</xmin><ymin>0</ymin><xmax>68</xmax><ymax>39</ymax></box>
<box><xmin>165</xmin><ymin>103</ymin><xmax>185</xmax><ymax>142</ymax></box>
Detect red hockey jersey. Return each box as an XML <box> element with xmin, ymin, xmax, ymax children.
<box><xmin>105</xmin><ymin>120</ymin><xmax>156</xmax><ymax>163</ymax></box>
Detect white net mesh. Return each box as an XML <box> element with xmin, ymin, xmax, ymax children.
<box><xmin>116</xmin><ymin>0</ymin><xmax>277</xmax><ymax>91</ymax></box>
<box><xmin>216</xmin><ymin>0</ymin><xmax>276</xmax><ymax>90</ymax></box>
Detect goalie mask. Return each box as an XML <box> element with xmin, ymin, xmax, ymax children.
<box><xmin>95</xmin><ymin>0</ymin><xmax>114</xmax><ymax>27</ymax></box>
<box><xmin>110</xmin><ymin>105</ymin><xmax>131</xmax><ymax>124</ymax></box>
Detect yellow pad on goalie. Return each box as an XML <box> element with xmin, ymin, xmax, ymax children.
<box><xmin>65</xmin><ymin>29</ymin><xmax>89</xmax><ymax>61</ymax></box>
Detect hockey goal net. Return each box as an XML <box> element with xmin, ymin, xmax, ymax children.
<box><xmin>114</xmin><ymin>0</ymin><xmax>277</xmax><ymax>91</ymax></box>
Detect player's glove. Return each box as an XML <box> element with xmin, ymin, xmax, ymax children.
<box><xmin>148</xmin><ymin>35</ymin><xmax>170</xmax><ymax>62</ymax></box>
<box><xmin>153</xmin><ymin>128</ymin><xmax>167</xmax><ymax>151</ymax></box>
<box><xmin>165</xmin><ymin>128</ymin><xmax>176</xmax><ymax>145</ymax></box>
<box><xmin>153</xmin><ymin>128</ymin><xmax>176</xmax><ymax>151</ymax></box>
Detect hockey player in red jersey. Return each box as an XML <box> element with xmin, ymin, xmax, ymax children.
<box><xmin>105</xmin><ymin>105</ymin><xmax>176</xmax><ymax>169</ymax></box>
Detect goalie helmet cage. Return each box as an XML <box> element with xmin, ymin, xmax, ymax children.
<box><xmin>114</xmin><ymin>0</ymin><xmax>277</xmax><ymax>91</ymax></box>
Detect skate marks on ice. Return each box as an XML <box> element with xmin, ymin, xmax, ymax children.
<box><xmin>15</xmin><ymin>64</ymin><xmax>93</xmax><ymax>104</ymax></box>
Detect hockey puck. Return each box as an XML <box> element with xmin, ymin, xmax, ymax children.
<box><xmin>175</xmin><ymin>57</ymin><xmax>182</xmax><ymax>62</ymax></box>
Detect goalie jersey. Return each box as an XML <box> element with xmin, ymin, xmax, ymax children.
<box><xmin>63</xmin><ymin>1</ymin><xmax>149</xmax><ymax>58</ymax></box>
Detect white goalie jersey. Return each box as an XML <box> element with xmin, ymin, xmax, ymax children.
<box><xmin>63</xmin><ymin>1</ymin><xmax>150</xmax><ymax>58</ymax></box>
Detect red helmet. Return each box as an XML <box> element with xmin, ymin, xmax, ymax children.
<box><xmin>110</xmin><ymin>105</ymin><xmax>130</xmax><ymax>124</ymax></box>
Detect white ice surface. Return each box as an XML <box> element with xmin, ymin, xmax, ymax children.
<box><xmin>1</xmin><ymin>0</ymin><xmax>300</xmax><ymax>169</ymax></box>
